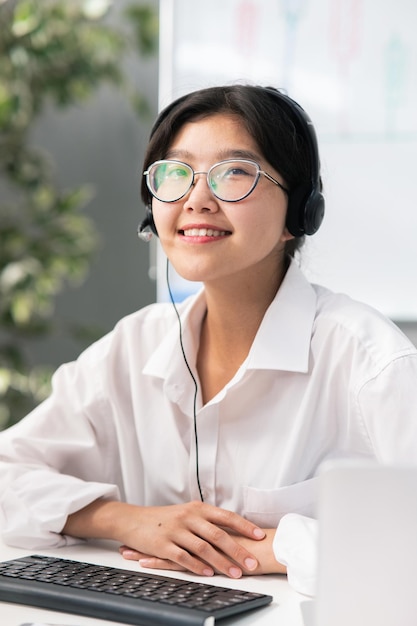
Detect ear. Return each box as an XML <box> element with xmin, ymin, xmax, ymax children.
<box><xmin>280</xmin><ymin>226</ymin><xmax>295</xmax><ymax>243</ymax></box>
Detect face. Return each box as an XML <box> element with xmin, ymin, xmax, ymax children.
<box><xmin>152</xmin><ymin>113</ymin><xmax>293</xmax><ymax>289</ymax></box>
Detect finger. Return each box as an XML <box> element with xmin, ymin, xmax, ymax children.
<box><xmin>119</xmin><ymin>547</ymin><xmax>198</xmax><ymax>574</ymax></box>
<box><xmin>119</xmin><ymin>540</ymin><xmax>216</xmax><ymax>578</ymax></box>
<box><xmin>180</xmin><ymin>518</ymin><xmax>259</xmax><ymax>578</ymax></box>
<box><xmin>158</xmin><ymin>509</ymin><xmax>260</xmax><ymax>578</ymax></box>
<box><xmin>160</xmin><ymin>526</ymin><xmax>245</xmax><ymax>579</ymax></box>
<box><xmin>151</xmin><ymin>539</ymin><xmax>216</xmax><ymax>577</ymax></box>
<box><xmin>207</xmin><ymin>506</ymin><xmax>265</xmax><ymax>540</ymax></box>
<box><xmin>119</xmin><ymin>547</ymin><xmax>143</xmax><ymax>561</ymax></box>
<box><xmin>138</xmin><ymin>557</ymin><xmax>188</xmax><ymax>572</ymax></box>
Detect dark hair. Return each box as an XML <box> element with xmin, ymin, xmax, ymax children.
<box><xmin>141</xmin><ymin>84</ymin><xmax>319</xmax><ymax>257</ymax></box>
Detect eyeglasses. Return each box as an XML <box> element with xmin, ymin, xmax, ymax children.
<box><xmin>143</xmin><ymin>159</ymin><xmax>288</xmax><ymax>203</ymax></box>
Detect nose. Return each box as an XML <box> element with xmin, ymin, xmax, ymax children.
<box><xmin>191</xmin><ymin>171</ymin><xmax>210</xmax><ymax>192</ymax></box>
<box><xmin>183</xmin><ymin>171</ymin><xmax>218</xmax><ymax>212</ymax></box>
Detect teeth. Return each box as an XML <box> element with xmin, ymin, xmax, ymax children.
<box><xmin>183</xmin><ymin>228</ymin><xmax>227</xmax><ymax>237</ymax></box>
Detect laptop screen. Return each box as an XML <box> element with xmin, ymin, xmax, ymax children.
<box><xmin>315</xmin><ymin>461</ymin><xmax>417</xmax><ymax>626</ymax></box>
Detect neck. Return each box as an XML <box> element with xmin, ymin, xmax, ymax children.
<box><xmin>196</xmin><ymin>259</ymin><xmax>289</xmax><ymax>404</ymax></box>
<box><xmin>204</xmin><ymin>257</ymin><xmax>288</xmax><ymax>338</ymax></box>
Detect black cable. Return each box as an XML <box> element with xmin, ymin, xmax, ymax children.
<box><xmin>166</xmin><ymin>259</ymin><xmax>205</xmax><ymax>502</ymax></box>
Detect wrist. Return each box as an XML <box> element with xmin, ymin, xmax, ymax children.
<box><xmin>63</xmin><ymin>499</ymin><xmax>133</xmax><ymax>542</ymax></box>
<box><xmin>238</xmin><ymin>529</ymin><xmax>287</xmax><ymax>575</ymax></box>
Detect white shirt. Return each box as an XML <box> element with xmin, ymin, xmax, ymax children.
<box><xmin>1</xmin><ymin>260</ymin><xmax>417</xmax><ymax>594</ymax></box>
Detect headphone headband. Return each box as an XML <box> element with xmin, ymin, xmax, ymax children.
<box><xmin>264</xmin><ymin>88</ymin><xmax>324</xmax><ymax>236</ymax></box>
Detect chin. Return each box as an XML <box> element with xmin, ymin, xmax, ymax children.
<box><xmin>168</xmin><ymin>258</ymin><xmax>211</xmax><ymax>283</ymax></box>
<box><xmin>175</xmin><ymin>270</ymin><xmax>207</xmax><ymax>284</ymax></box>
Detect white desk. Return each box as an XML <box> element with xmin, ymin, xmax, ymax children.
<box><xmin>0</xmin><ymin>537</ymin><xmax>313</xmax><ymax>625</ymax></box>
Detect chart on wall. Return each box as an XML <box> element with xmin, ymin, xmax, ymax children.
<box><xmin>155</xmin><ymin>0</ymin><xmax>417</xmax><ymax>319</ymax></box>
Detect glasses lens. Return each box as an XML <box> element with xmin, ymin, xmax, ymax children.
<box><xmin>209</xmin><ymin>160</ymin><xmax>259</xmax><ymax>201</ymax></box>
<box><xmin>148</xmin><ymin>161</ymin><xmax>192</xmax><ymax>201</ymax></box>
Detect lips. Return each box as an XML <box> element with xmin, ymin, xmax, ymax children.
<box><xmin>181</xmin><ymin>227</ymin><xmax>230</xmax><ymax>237</ymax></box>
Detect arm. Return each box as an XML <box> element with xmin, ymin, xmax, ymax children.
<box><xmin>63</xmin><ymin>498</ymin><xmax>283</xmax><ymax>579</ymax></box>
<box><xmin>0</xmin><ymin>340</ymin><xmax>122</xmax><ymax>548</ymax></box>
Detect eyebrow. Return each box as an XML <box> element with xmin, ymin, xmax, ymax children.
<box><xmin>165</xmin><ymin>148</ymin><xmax>263</xmax><ymax>163</ymax></box>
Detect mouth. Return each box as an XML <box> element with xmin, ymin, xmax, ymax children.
<box><xmin>179</xmin><ymin>228</ymin><xmax>231</xmax><ymax>237</ymax></box>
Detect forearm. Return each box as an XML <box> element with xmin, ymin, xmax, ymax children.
<box><xmin>62</xmin><ymin>499</ymin><xmax>134</xmax><ymax>543</ymax></box>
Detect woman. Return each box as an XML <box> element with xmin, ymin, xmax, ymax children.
<box><xmin>1</xmin><ymin>85</ymin><xmax>416</xmax><ymax>595</ymax></box>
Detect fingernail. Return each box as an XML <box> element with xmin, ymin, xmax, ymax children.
<box><xmin>229</xmin><ymin>566</ymin><xmax>242</xmax><ymax>578</ymax></box>
<box><xmin>122</xmin><ymin>550</ymin><xmax>138</xmax><ymax>559</ymax></box>
<box><xmin>253</xmin><ymin>528</ymin><xmax>265</xmax><ymax>539</ymax></box>
<box><xmin>203</xmin><ymin>568</ymin><xmax>214</xmax><ymax>576</ymax></box>
<box><xmin>244</xmin><ymin>557</ymin><xmax>257</xmax><ymax>571</ymax></box>
<box><xmin>139</xmin><ymin>558</ymin><xmax>153</xmax><ymax>567</ymax></box>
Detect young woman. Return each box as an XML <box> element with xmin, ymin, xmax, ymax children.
<box><xmin>1</xmin><ymin>85</ymin><xmax>416</xmax><ymax>596</ymax></box>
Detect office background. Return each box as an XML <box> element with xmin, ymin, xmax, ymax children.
<box><xmin>157</xmin><ymin>0</ymin><xmax>417</xmax><ymax>319</ymax></box>
<box><xmin>29</xmin><ymin>0</ymin><xmax>417</xmax><ymax>372</ymax></box>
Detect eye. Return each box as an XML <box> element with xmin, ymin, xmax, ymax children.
<box><xmin>164</xmin><ymin>164</ymin><xmax>189</xmax><ymax>179</ymax></box>
<box><xmin>226</xmin><ymin>166</ymin><xmax>249</xmax><ymax>177</ymax></box>
<box><xmin>215</xmin><ymin>161</ymin><xmax>257</xmax><ymax>180</ymax></box>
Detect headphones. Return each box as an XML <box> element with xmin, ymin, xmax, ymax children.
<box><xmin>264</xmin><ymin>87</ymin><xmax>325</xmax><ymax>237</ymax></box>
<box><xmin>138</xmin><ymin>86</ymin><xmax>324</xmax><ymax>241</ymax></box>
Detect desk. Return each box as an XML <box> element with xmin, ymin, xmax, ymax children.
<box><xmin>0</xmin><ymin>537</ymin><xmax>312</xmax><ymax>625</ymax></box>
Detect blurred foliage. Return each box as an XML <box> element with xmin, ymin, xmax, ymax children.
<box><xmin>0</xmin><ymin>0</ymin><xmax>158</xmax><ymax>429</ymax></box>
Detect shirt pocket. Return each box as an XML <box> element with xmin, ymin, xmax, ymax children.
<box><xmin>242</xmin><ymin>477</ymin><xmax>319</xmax><ymax>527</ymax></box>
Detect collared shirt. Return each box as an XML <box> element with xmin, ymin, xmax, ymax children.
<box><xmin>1</xmin><ymin>261</ymin><xmax>417</xmax><ymax>580</ymax></box>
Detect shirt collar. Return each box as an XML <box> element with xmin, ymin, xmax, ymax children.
<box><xmin>245</xmin><ymin>260</ymin><xmax>316</xmax><ymax>372</ymax></box>
<box><xmin>142</xmin><ymin>289</ymin><xmax>206</xmax><ymax>382</ymax></box>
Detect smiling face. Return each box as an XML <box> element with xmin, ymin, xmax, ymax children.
<box><xmin>152</xmin><ymin>113</ymin><xmax>293</xmax><ymax>290</ymax></box>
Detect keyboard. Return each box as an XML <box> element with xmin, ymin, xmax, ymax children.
<box><xmin>0</xmin><ymin>554</ymin><xmax>273</xmax><ymax>625</ymax></box>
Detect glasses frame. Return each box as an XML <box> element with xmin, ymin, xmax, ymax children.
<box><xmin>143</xmin><ymin>158</ymin><xmax>289</xmax><ymax>203</ymax></box>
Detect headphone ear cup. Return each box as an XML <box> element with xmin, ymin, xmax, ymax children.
<box><xmin>286</xmin><ymin>185</ymin><xmax>325</xmax><ymax>237</ymax></box>
<box><xmin>304</xmin><ymin>189</ymin><xmax>325</xmax><ymax>236</ymax></box>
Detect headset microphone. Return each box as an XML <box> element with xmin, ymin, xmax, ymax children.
<box><xmin>137</xmin><ymin>220</ymin><xmax>153</xmax><ymax>242</ymax></box>
<box><xmin>137</xmin><ymin>206</ymin><xmax>158</xmax><ymax>241</ymax></box>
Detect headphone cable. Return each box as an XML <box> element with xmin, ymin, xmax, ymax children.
<box><xmin>166</xmin><ymin>259</ymin><xmax>204</xmax><ymax>503</ymax></box>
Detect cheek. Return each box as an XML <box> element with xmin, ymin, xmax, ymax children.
<box><xmin>151</xmin><ymin>201</ymin><xmax>174</xmax><ymax>235</ymax></box>
<box><xmin>246</xmin><ymin>202</ymin><xmax>288</xmax><ymax>242</ymax></box>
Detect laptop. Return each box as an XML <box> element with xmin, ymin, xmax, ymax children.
<box><xmin>314</xmin><ymin>460</ymin><xmax>417</xmax><ymax>626</ymax></box>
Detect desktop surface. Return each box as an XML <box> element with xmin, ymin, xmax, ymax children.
<box><xmin>0</xmin><ymin>536</ymin><xmax>307</xmax><ymax>626</ymax></box>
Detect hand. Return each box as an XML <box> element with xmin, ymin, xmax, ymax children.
<box><xmin>227</xmin><ymin>529</ymin><xmax>286</xmax><ymax>575</ymax></box>
<box><xmin>119</xmin><ymin>518</ymin><xmax>286</xmax><ymax>577</ymax></box>
<box><xmin>115</xmin><ymin>501</ymin><xmax>266</xmax><ymax>579</ymax></box>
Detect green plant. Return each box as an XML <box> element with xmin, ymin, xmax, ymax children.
<box><xmin>0</xmin><ymin>0</ymin><xmax>158</xmax><ymax>429</ymax></box>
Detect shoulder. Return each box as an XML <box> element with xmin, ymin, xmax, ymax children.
<box><xmin>311</xmin><ymin>282</ymin><xmax>416</xmax><ymax>372</ymax></box>
<box><xmin>114</xmin><ymin>300</ymin><xmax>181</xmax><ymax>335</ymax></box>
<box><xmin>71</xmin><ymin>293</ymin><xmax>201</xmax><ymax>371</ymax></box>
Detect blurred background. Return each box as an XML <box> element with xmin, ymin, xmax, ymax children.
<box><xmin>1</xmin><ymin>0</ymin><xmax>416</xmax><ymax>430</ymax></box>
<box><xmin>0</xmin><ymin>0</ymin><xmax>159</xmax><ymax>428</ymax></box>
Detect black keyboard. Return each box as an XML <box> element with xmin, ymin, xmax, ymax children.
<box><xmin>0</xmin><ymin>554</ymin><xmax>273</xmax><ymax>625</ymax></box>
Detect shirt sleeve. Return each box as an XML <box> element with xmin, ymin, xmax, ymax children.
<box><xmin>0</xmin><ymin>347</ymin><xmax>122</xmax><ymax>549</ymax></box>
<box><xmin>274</xmin><ymin>353</ymin><xmax>417</xmax><ymax>597</ymax></box>
<box><xmin>357</xmin><ymin>353</ymin><xmax>417</xmax><ymax>463</ymax></box>
<box><xmin>273</xmin><ymin>513</ymin><xmax>318</xmax><ymax>597</ymax></box>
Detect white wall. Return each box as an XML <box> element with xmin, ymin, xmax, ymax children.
<box><xmin>157</xmin><ymin>0</ymin><xmax>417</xmax><ymax>322</ymax></box>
